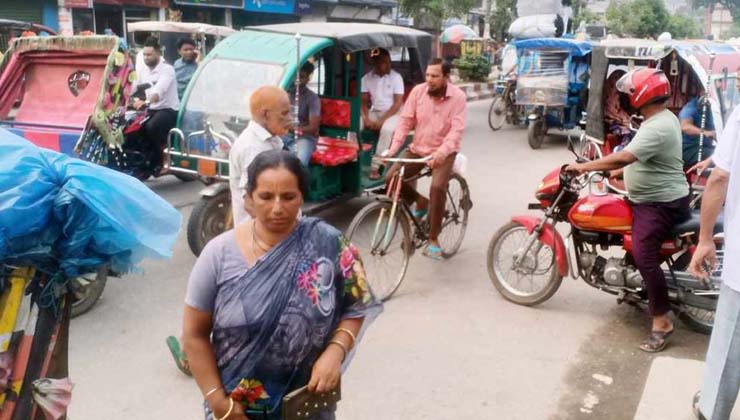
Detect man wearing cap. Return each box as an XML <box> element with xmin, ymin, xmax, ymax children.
<box><xmin>361</xmin><ymin>48</ymin><xmax>405</xmax><ymax>179</ymax></box>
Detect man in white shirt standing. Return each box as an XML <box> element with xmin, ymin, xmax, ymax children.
<box><xmin>132</xmin><ymin>37</ymin><xmax>180</xmax><ymax>172</ymax></box>
<box><xmin>361</xmin><ymin>48</ymin><xmax>405</xmax><ymax>179</ymax></box>
<box><xmin>229</xmin><ymin>86</ymin><xmax>292</xmax><ymax>224</ymax></box>
<box><xmin>690</xmin><ymin>103</ymin><xmax>740</xmax><ymax>420</ymax></box>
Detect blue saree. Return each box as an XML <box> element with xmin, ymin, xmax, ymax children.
<box><xmin>189</xmin><ymin>218</ymin><xmax>382</xmax><ymax>419</ymax></box>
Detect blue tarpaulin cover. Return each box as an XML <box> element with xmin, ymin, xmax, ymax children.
<box><xmin>514</xmin><ymin>38</ymin><xmax>593</xmax><ymax>58</ymax></box>
<box><xmin>0</xmin><ymin>129</ymin><xmax>181</xmax><ymax>277</ymax></box>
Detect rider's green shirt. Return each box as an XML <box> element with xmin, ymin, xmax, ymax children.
<box><xmin>624</xmin><ymin>109</ymin><xmax>690</xmax><ymax>204</ymax></box>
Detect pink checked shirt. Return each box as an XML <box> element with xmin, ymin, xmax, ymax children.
<box><xmin>389</xmin><ymin>82</ymin><xmax>467</xmax><ymax>158</ymax></box>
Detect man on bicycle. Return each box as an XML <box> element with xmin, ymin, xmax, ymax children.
<box><xmin>381</xmin><ymin>58</ymin><xmax>467</xmax><ymax>260</ymax></box>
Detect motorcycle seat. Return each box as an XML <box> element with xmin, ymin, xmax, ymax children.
<box><xmin>670</xmin><ymin>211</ymin><xmax>724</xmax><ymax>235</ymax></box>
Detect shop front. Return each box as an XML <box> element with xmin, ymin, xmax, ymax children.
<box><xmin>63</xmin><ymin>0</ymin><xmax>164</xmax><ymax>36</ymax></box>
<box><xmin>232</xmin><ymin>0</ymin><xmax>300</xmax><ymax>28</ymax></box>
<box><xmin>171</xmin><ymin>0</ymin><xmax>244</xmax><ymax>26</ymax></box>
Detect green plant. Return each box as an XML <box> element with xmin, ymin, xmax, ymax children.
<box><xmin>454</xmin><ymin>54</ymin><xmax>491</xmax><ymax>82</ymax></box>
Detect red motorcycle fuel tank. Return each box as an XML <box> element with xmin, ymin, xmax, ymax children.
<box><xmin>568</xmin><ymin>194</ymin><xmax>633</xmax><ymax>233</ymax></box>
<box><xmin>535</xmin><ymin>167</ymin><xmax>562</xmax><ymax>207</ymax></box>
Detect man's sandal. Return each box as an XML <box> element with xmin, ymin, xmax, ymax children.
<box><xmin>693</xmin><ymin>391</ymin><xmax>707</xmax><ymax>420</ymax></box>
<box><xmin>422</xmin><ymin>244</ymin><xmax>443</xmax><ymax>261</ymax></box>
<box><xmin>166</xmin><ymin>336</ymin><xmax>192</xmax><ymax>376</ymax></box>
<box><xmin>639</xmin><ymin>328</ymin><xmax>674</xmax><ymax>353</ymax></box>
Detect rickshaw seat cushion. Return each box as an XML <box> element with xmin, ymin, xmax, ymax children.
<box><xmin>320</xmin><ymin>98</ymin><xmax>351</xmax><ymax>128</ymax></box>
<box><xmin>310</xmin><ymin>137</ymin><xmax>371</xmax><ymax>167</ymax></box>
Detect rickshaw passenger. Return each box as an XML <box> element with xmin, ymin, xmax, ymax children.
<box><xmin>174</xmin><ymin>37</ymin><xmax>200</xmax><ymax>99</ymax></box>
<box><xmin>604</xmin><ymin>70</ymin><xmax>633</xmax><ymax>149</ymax></box>
<box><xmin>284</xmin><ymin>62</ymin><xmax>321</xmax><ymax>167</ymax></box>
<box><xmin>229</xmin><ymin>86</ymin><xmax>292</xmax><ymax>224</ymax></box>
<box><xmin>383</xmin><ymin>58</ymin><xmax>467</xmax><ymax>260</ymax></box>
<box><xmin>680</xmin><ymin>93</ymin><xmax>716</xmax><ymax>170</ymax></box>
<box><xmin>132</xmin><ymin>37</ymin><xmax>180</xmax><ymax>172</ymax></box>
<box><xmin>361</xmin><ymin>48</ymin><xmax>405</xmax><ymax>180</ymax></box>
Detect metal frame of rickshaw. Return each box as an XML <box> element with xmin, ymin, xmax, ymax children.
<box><xmin>582</xmin><ymin>39</ymin><xmax>740</xmax><ymax>157</ymax></box>
<box><xmin>126</xmin><ymin>21</ymin><xmax>236</xmax><ymax>66</ymax></box>
<box><xmin>512</xmin><ymin>38</ymin><xmax>592</xmax><ymax>148</ymax></box>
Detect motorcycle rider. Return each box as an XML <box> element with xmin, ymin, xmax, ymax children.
<box><xmin>566</xmin><ymin>68</ymin><xmax>691</xmax><ymax>352</ymax></box>
<box><xmin>132</xmin><ymin>37</ymin><xmax>180</xmax><ymax>173</ymax></box>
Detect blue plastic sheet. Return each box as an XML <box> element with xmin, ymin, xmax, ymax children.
<box><xmin>0</xmin><ymin>129</ymin><xmax>181</xmax><ymax>277</ymax></box>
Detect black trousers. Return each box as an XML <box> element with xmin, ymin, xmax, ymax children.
<box><xmin>631</xmin><ymin>196</ymin><xmax>691</xmax><ymax>316</ymax></box>
<box><xmin>143</xmin><ymin>108</ymin><xmax>177</xmax><ymax>167</ymax></box>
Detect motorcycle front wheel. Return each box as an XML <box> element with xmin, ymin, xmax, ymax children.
<box><xmin>487</xmin><ymin>222</ymin><xmax>563</xmax><ymax>306</ymax></box>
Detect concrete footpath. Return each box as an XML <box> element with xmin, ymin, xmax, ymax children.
<box><xmin>457</xmin><ymin>81</ymin><xmax>496</xmax><ymax>102</ymax></box>
<box><xmin>634</xmin><ymin>357</ymin><xmax>740</xmax><ymax>420</ymax></box>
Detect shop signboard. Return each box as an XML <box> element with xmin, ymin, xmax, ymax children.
<box><xmin>245</xmin><ymin>0</ymin><xmax>296</xmax><ymax>15</ymax></box>
<box><xmin>63</xmin><ymin>0</ymin><xmax>93</xmax><ymax>7</ymax></box>
<box><xmin>174</xmin><ymin>0</ymin><xmax>244</xmax><ymax>7</ymax></box>
<box><xmin>294</xmin><ymin>0</ymin><xmax>311</xmax><ymax>15</ymax></box>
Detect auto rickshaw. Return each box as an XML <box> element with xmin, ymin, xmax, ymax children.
<box><xmin>581</xmin><ymin>39</ymin><xmax>740</xmax><ymax>159</ymax></box>
<box><xmin>165</xmin><ymin>22</ymin><xmax>442</xmax><ymax>256</ymax></box>
<box><xmin>0</xmin><ymin>34</ymin><xmax>138</xmax><ymax>318</ymax></box>
<box><xmin>126</xmin><ymin>20</ymin><xmax>235</xmax><ymax>65</ymax></box>
<box><xmin>513</xmin><ymin>38</ymin><xmax>592</xmax><ymax>149</ymax></box>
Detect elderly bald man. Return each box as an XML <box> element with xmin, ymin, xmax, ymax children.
<box><xmin>229</xmin><ymin>86</ymin><xmax>293</xmax><ymax>224</ymax></box>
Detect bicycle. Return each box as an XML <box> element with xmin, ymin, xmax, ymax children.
<box><xmin>346</xmin><ymin>155</ymin><xmax>472</xmax><ymax>301</ymax></box>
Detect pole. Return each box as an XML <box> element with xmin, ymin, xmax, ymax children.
<box><xmin>294</xmin><ymin>33</ymin><xmax>302</xmax><ymax>140</ymax></box>
<box><xmin>696</xmin><ymin>53</ymin><xmax>716</xmax><ymax>179</ymax></box>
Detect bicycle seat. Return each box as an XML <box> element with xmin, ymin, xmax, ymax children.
<box><xmin>670</xmin><ymin>211</ymin><xmax>723</xmax><ymax>235</ymax></box>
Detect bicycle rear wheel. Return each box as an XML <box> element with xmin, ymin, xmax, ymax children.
<box><xmin>346</xmin><ymin>200</ymin><xmax>412</xmax><ymax>301</ymax></box>
<box><xmin>438</xmin><ymin>173</ymin><xmax>471</xmax><ymax>258</ymax></box>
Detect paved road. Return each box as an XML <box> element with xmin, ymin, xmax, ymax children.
<box><xmin>67</xmin><ymin>101</ymin><xmax>710</xmax><ymax>420</ymax></box>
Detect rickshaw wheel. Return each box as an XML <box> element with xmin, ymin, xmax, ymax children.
<box><xmin>488</xmin><ymin>96</ymin><xmax>507</xmax><ymax>131</ymax></box>
<box><xmin>527</xmin><ymin>119</ymin><xmax>547</xmax><ymax>149</ymax></box>
<box><xmin>70</xmin><ymin>265</ymin><xmax>108</xmax><ymax>318</ymax></box>
<box><xmin>187</xmin><ymin>191</ymin><xmax>233</xmax><ymax>256</ymax></box>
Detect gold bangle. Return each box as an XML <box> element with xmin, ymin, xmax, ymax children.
<box><xmin>214</xmin><ymin>398</ymin><xmax>234</xmax><ymax>420</ymax></box>
<box><xmin>333</xmin><ymin>328</ymin><xmax>357</xmax><ymax>348</ymax></box>
<box><xmin>205</xmin><ymin>386</ymin><xmax>223</xmax><ymax>399</ymax></box>
<box><xmin>328</xmin><ymin>339</ymin><xmax>348</xmax><ymax>362</ymax></box>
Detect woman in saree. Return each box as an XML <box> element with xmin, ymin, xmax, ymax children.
<box><xmin>181</xmin><ymin>150</ymin><xmax>382</xmax><ymax>420</ymax></box>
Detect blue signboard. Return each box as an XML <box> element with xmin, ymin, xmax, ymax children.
<box><xmin>244</xmin><ymin>0</ymin><xmax>296</xmax><ymax>14</ymax></box>
<box><xmin>294</xmin><ymin>0</ymin><xmax>312</xmax><ymax>15</ymax></box>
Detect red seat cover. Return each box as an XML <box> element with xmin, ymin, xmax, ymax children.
<box><xmin>320</xmin><ymin>98</ymin><xmax>351</xmax><ymax>129</ymax></box>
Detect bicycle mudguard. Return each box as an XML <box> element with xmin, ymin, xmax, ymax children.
<box><xmin>511</xmin><ymin>216</ymin><xmax>568</xmax><ymax>277</ymax></box>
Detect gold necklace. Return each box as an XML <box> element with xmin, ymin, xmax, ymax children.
<box><xmin>251</xmin><ymin>221</ymin><xmax>273</xmax><ymax>253</ymax></box>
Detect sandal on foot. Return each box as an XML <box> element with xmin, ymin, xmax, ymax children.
<box><xmin>166</xmin><ymin>336</ymin><xmax>192</xmax><ymax>376</ymax></box>
<box><xmin>412</xmin><ymin>207</ymin><xmax>429</xmax><ymax>219</ymax></box>
<box><xmin>422</xmin><ymin>244</ymin><xmax>443</xmax><ymax>260</ymax></box>
<box><xmin>369</xmin><ymin>168</ymin><xmax>381</xmax><ymax>180</ymax></box>
<box><xmin>639</xmin><ymin>328</ymin><xmax>674</xmax><ymax>353</ymax></box>
<box><xmin>693</xmin><ymin>391</ymin><xmax>707</xmax><ymax>420</ymax></box>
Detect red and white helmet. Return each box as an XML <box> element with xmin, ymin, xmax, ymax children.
<box><xmin>616</xmin><ymin>68</ymin><xmax>671</xmax><ymax>110</ymax></box>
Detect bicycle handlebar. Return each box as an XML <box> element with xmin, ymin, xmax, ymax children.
<box><xmin>381</xmin><ymin>155</ymin><xmax>433</xmax><ymax>164</ymax></box>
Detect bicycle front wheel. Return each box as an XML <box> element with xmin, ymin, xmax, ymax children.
<box><xmin>438</xmin><ymin>173</ymin><xmax>471</xmax><ymax>258</ymax></box>
<box><xmin>346</xmin><ymin>200</ymin><xmax>412</xmax><ymax>301</ymax></box>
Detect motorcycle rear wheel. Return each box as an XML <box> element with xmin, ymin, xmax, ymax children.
<box><xmin>487</xmin><ymin>222</ymin><xmax>563</xmax><ymax>306</ymax></box>
<box><xmin>679</xmin><ymin>305</ymin><xmax>714</xmax><ymax>335</ymax></box>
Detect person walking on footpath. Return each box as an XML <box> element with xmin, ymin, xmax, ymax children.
<box><xmin>689</xmin><ymin>102</ymin><xmax>740</xmax><ymax>420</ymax></box>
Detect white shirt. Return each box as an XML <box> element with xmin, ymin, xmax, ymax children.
<box><xmin>712</xmin><ymin>104</ymin><xmax>740</xmax><ymax>291</ymax></box>
<box><xmin>135</xmin><ymin>58</ymin><xmax>179</xmax><ymax>111</ymax></box>
<box><xmin>361</xmin><ymin>69</ymin><xmax>404</xmax><ymax>113</ymax></box>
<box><xmin>228</xmin><ymin>120</ymin><xmax>284</xmax><ymax>224</ymax></box>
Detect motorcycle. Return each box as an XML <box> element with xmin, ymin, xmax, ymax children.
<box><xmin>486</xmin><ymin>141</ymin><xmax>723</xmax><ymax>334</ymax></box>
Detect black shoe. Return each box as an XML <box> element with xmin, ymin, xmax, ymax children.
<box><xmin>693</xmin><ymin>391</ymin><xmax>707</xmax><ymax>420</ymax></box>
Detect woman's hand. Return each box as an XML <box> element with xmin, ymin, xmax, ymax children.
<box><xmin>307</xmin><ymin>345</ymin><xmax>343</xmax><ymax>394</ymax></box>
<box><xmin>211</xmin><ymin>396</ymin><xmax>249</xmax><ymax>420</ymax></box>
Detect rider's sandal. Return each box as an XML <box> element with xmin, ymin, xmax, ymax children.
<box><xmin>639</xmin><ymin>328</ymin><xmax>674</xmax><ymax>353</ymax></box>
<box><xmin>412</xmin><ymin>207</ymin><xmax>429</xmax><ymax>219</ymax></box>
<box><xmin>422</xmin><ymin>244</ymin><xmax>443</xmax><ymax>261</ymax></box>
<box><xmin>166</xmin><ymin>336</ymin><xmax>192</xmax><ymax>376</ymax></box>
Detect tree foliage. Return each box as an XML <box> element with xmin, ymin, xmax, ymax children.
<box><xmin>489</xmin><ymin>0</ymin><xmax>517</xmax><ymax>41</ymax></box>
<box><xmin>606</xmin><ymin>0</ymin><xmax>672</xmax><ymax>38</ymax></box>
<box><xmin>666</xmin><ymin>14</ymin><xmax>701</xmax><ymax>39</ymax></box>
<box><xmin>399</xmin><ymin>0</ymin><xmax>477</xmax><ymax>32</ymax></box>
